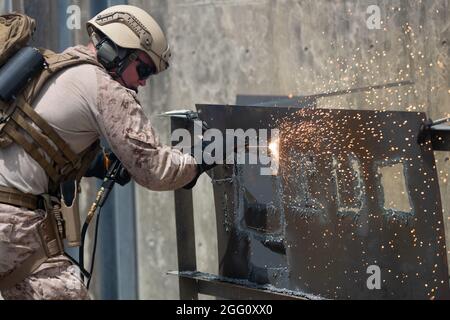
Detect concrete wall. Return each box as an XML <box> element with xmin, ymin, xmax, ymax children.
<box><xmin>0</xmin><ymin>0</ymin><xmax>449</xmax><ymax>299</ymax></box>
<box><xmin>130</xmin><ymin>0</ymin><xmax>450</xmax><ymax>299</ymax></box>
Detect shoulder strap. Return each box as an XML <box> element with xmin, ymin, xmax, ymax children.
<box><xmin>23</xmin><ymin>49</ymin><xmax>103</xmax><ymax>103</ymax></box>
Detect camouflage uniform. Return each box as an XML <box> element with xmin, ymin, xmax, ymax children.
<box><xmin>0</xmin><ymin>45</ymin><xmax>197</xmax><ymax>299</ymax></box>
<box><xmin>0</xmin><ymin>204</ymin><xmax>89</xmax><ymax>300</ymax></box>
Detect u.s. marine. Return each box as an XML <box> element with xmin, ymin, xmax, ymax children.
<box><xmin>0</xmin><ymin>5</ymin><xmax>208</xmax><ymax>300</ymax></box>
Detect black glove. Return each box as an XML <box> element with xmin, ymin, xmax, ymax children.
<box><xmin>85</xmin><ymin>150</ymin><xmax>131</xmax><ymax>186</ymax></box>
<box><xmin>183</xmin><ymin>163</ymin><xmax>217</xmax><ymax>190</ymax></box>
<box><xmin>182</xmin><ymin>137</ymin><xmax>238</xmax><ymax>189</ymax></box>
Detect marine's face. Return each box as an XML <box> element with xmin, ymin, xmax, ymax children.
<box><xmin>120</xmin><ymin>51</ymin><xmax>157</xmax><ymax>91</ymax></box>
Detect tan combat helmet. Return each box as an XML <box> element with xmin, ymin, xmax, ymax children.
<box><xmin>86</xmin><ymin>5</ymin><xmax>171</xmax><ymax>74</ymax></box>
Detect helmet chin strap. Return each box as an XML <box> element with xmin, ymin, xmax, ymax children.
<box><xmin>109</xmin><ymin>69</ymin><xmax>138</xmax><ymax>93</ymax></box>
<box><xmin>116</xmin><ymin>51</ymin><xmax>140</xmax><ymax>92</ymax></box>
<box><xmin>109</xmin><ymin>70</ymin><xmax>128</xmax><ymax>87</ymax></box>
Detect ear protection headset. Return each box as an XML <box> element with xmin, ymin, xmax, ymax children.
<box><xmin>91</xmin><ymin>32</ymin><xmax>135</xmax><ymax>78</ymax></box>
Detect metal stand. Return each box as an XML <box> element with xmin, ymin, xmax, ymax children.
<box><xmin>169</xmin><ymin>116</ymin><xmax>306</xmax><ymax>300</ymax></box>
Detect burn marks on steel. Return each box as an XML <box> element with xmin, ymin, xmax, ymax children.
<box><xmin>197</xmin><ymin>104</ymin><xmax>449</xmax><ymax>299</ymax></box>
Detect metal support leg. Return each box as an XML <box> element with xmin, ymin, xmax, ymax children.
<box><xmin>172</xmin><ymin>117</ymin><xmax>199</xmax><ymax>300</ymax></box>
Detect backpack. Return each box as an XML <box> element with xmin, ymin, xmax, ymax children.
<box><xmin>0</xmin><ymin>13</ymin><xmax>35</xmax><ymax>66</ymax></box>
<box><xmin>0</xmin><ymin>13</ymin><xmax>36</xmax><ymax>145</ymax></box>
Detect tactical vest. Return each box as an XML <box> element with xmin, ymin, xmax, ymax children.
<box><xmin>0</xmin><ymin>13</ymin><xmax>102</xmax><ymax>194</ymax></box>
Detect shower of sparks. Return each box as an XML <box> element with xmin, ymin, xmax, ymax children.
<box><xmin>269</xmin><ymin>139</ymin><xmax>280</xmax><ymax>161</ymax></box>
<box><xmin>223</xmin><ymin>12</ymin><xmax>448</xmax><ymax>299</ymax></box>
<box><xmin>257</xmin><ymin>107</ymin><xmax>445</xmax><ymax>299</ymax></box>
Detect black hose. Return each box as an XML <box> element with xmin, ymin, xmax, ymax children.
<box><xmin>87</xmin><ymin>207</ymin><xmax>102</xmax><ymax>289</ymax></box>
<box><xmin>79</xmin><ymin>221</ymin><xmax>89</xmax><ymax>282</ymax></box>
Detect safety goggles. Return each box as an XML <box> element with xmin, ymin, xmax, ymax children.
<box><xmin>136</xmin><ymin>57</ymin><xmax>157</xmax><ymax>80</ymax></box>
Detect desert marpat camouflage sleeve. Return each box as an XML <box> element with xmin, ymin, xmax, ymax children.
<box><xmin>94</xmin><ymin>69</ymin><xmax>198</xmax><ymax>191</ymax></box>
